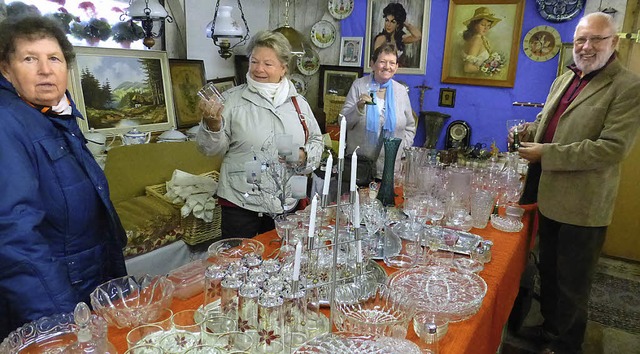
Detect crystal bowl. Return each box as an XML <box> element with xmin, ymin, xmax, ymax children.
<box><xmin>206</xmin><ymin>238</ymin><xmax>265</xmax><ymax>266</ymax></box>
<box><xmin>90</xmin><ymin>274</ymin><xmax>175</xmax><ymax>328</ymax></box>
<box><xmin>0</xmin><ymin>310</ymin><xmax>109</xmax><ymax>353</ymax></box>
<box><xmin>490</xmin><ymin>214</ymin><xmax>524</xmax><ymax>233</ymax></box>
<box><xmin>333</xmin><ymin>283</ymin><xmax>416</xmax><ymax>338</ymax></box>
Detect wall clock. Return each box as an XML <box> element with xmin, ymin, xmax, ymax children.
<box><xmin>522</xmin><ymin>25</ymin><xmax>562</xmax><ymax>62</ymax></box>
<box><xmin>445</xmin><ymin>120</ymin><xmax>471</xmax><ymax>150</ymax></box>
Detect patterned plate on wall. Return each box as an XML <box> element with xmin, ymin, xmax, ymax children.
<box><xmin>328</xmin><ymin>0</ymin><xmax>355</xmax><ymax>20</ymax></box>
<box><xmin>290</xmin><ymin>73</ymin><xmax>308</xmax><ymax>96</ymax></box>
<box><xmin>297</xmin><ymin>49</ymin><xmax>320</xmax><ymax>76</ymax></box>
<box><xmin>310</xmin><ymin>20</ymin><xmax>336</xmax><ymax>48</ymax></box>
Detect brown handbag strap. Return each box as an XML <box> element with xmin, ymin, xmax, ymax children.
<box><xmin>291</xmin><ymin>96</ymin><xmax>309</xmax><ymax>144</ymax></box>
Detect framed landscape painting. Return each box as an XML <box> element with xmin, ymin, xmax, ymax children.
<box><xmin>69</xmin><ymin>47</ymin><xmax>176</xmax><ymax>135</ymax></box>
<box><xmin>169</xmin><ymin>59</ymin><xmax>206</xmax><ymax>128</ymax></box>
<box><xmin>318</xmin><ymin>65</ymin><xmax>363</xmax><ymax>108</ymax></box>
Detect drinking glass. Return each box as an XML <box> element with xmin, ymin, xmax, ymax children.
<box><xmin>470</xmin><ymin>189</ymin><xmax>496</xmax><ymax>229</ymax></box>
<box><xmin>124</xmin><ymin>344</ymin><xmax>165</xmax><ymax>354</ymax></box>
<box><xmin>198</xmin><ymin>82</ymin><xmax>226</xmax><ymax>119</ymax></box>
<box><xmin>126</xmin><ymin>324</ymin><xmax>165</xmax><ymax>349</ymax></box>
<box><xmin>366</xmin><ymin>81</ymin><xmax>380</xmax><ymax>105</ymax></box>
<box><xmin>171</xmin><ymin>309</ymin><xmax>202</xmax><ymax>333</ymax></box>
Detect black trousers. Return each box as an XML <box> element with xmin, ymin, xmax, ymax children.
<box><xmin>221</xmin><ymin>205</ymin><xmax>275</xmax><ymax>239</ymax></box>
<box><xmin>537</xmin><ymin>212</ymin><xmax>606</xmax><ymax>354</ymax></box>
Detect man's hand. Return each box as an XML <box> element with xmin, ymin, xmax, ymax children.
<box><xmin>518</xmin><ymin>142</ymin><xmax>543</xmax><ymax>163</ymax></box>
<box><xmin>508</xmin><ymin>122</ymin><xmax>531</xmax><ymax>144</ymax></box>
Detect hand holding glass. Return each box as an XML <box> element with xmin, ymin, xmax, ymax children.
<box><xmin>506</xmin><ymin>119</ymin><xmax>526</xmax><ymax>152</ymax></box>
<box><xmin>198</xmin><ymin>82</ymin><xmax>225</xmax><ymax>130</ymax></box>
<box><xmin>366</xmin><ymin>81</ymin><xmax>380</xmax><ymax>105</ymax></box>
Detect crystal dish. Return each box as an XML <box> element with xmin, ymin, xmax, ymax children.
<box><xmin>90</xmin><ymin>274</ymin><xmax>175</xmax><ymax>328</ymax></box>
<box><xmin>0</xmin><ymin>311</ymin><xmax>109</xmax><ymax>354</ymax></box>
<box><xmin>391</xmin><ymin>221</ymin><xmax>483</xmax><ymax>255</ymax></box>
<box><xmin>490</xmin><ymin>214</ymin><xmax>524</xmax><ymax>233</ymax></box>
<box><xmin>388</xmin><ymin>266</ymin><xmax>487</xmax><ymax>322</ymax></box>
<box><xmin>294</xmin><ymin>332</ymin><xmax>421</xmax><ymax>354</ymax></box>
<box><xmin>333</xmin><ymin>283</ymin><xmax>416</xmax><ymax>338</ymax></box>
<box><xmin>207</xmin><ymin>238</ymin><xmax>265</xmax><ymax>266</ymax></box>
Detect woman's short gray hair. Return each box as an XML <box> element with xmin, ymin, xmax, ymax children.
<box><xmin>247</xmin><ymin>30</ymin><xmax>292</xmax><ymax>68</ymax></box>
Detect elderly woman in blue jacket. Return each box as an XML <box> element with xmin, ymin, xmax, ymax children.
<box><xmin>0</xmin><ymin>16</ymin><xmax>127</xmax><ymax>338</ymax></box>
<box><xmin>197</xmin><ymin>30</ymin><xmax>323</xmax><ymax>239</ymax></box>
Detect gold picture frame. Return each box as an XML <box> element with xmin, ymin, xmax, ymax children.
<box><xmin>207</xmin><ymin>76</ymin><xmax>237</xmax><ymax>94</ymax></box>
<box><xmin>69</xmin><ymin>47</ymin><xmax>176</xmax><ymax>135</ymax></box>
<box><xmin>169</xmin><ymin>59</ymin><xmax>206</xmax><ymax>129</ymax></box>
<box><xmin>441</xmin><ymin>0</ymin><xmax>525</xmax><ymax>88</ymax></box>
<box><xmin>557</xmin><ymin>43</ymin><xmax>574</xmax><ymax>77</ymax></box>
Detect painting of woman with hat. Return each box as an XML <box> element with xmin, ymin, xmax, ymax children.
<box><xmin>461</xmin><ymin>6</ymin><xmax>503</xmax><ymax>74</ymax></box>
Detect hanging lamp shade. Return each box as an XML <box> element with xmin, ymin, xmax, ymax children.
<box><xmin>273</xmin><ymin>25</ymin><xmax>306</xmax><ymax>57</ymax></box>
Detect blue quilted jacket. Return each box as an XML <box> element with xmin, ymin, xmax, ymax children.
<box><xmin>0</xmin><ymin>74</ymin><xmax>127</xmax><ymax>339</ymax></box>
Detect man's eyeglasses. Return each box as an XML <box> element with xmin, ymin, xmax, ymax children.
<box><xmin>573</xmin><ymin>35</ymin><xmax>613</xmax><ymax>46</ymax></box>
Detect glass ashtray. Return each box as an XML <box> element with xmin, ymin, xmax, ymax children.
<box><xmin>490</xmin><ymin>215</ymin><xmax>524</xmax><ymax>233</ymax></box>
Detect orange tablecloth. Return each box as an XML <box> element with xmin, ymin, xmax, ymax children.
<box><xmin>108</xmin><ymin>204</ymin><xmax>536</xmax><ymax>354</ymax></box>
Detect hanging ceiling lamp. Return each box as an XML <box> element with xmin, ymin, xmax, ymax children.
<box><xmin>205</xmin><ymin>0</ymin><xmax>250</xmax><ymax>59</ymax></box>
<box><xmin>273</xmin><ymin>0</ymin><xmax>307</xmax><ymax>57</ymax></box>
<box><xmin>126</xmin><ymin>0</ymin><xmax>173</xmax><ymax>49</ymax></box>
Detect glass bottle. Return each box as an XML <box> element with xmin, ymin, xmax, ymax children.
<box><xmin>62</xmin><ymin>302</ymin><xmax>115</xmax><ymax>353</ymax></box>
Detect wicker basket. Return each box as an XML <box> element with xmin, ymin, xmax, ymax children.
<box><xmin>324</xmin><ymin>95</ymin><xmax>346</xmax><ymax>125</ymax></box>
<box><xmin>145</xmin><ymin>171</ymin><xmax>222</xmax><ymax>246</ymax></box>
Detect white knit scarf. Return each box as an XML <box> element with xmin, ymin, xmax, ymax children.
<box><xmin>245</xmin><ymin>73</ymin><xmax>290</xmax><ymax>107</ymax></box>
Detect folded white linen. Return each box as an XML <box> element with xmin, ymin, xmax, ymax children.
<box><xmin>164</xmin><ymin>170</ymin><xmax>218</xmax><ymax>222</ymax></box>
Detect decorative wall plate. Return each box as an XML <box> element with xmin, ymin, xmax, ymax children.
<box><xmin>536</xmin><ymin>0</ymin><xmax>584</xmax><ymax>22</ymax></box>
<box><xmin>297</xmin><ymin>49</ymin><xmax>320</xmax><ymax>76</ymax></box>
<box><xmin>523</xmin><ymin>25</ymin><xmax>562</xmax><ymax>62</ymax></box>
<box><xmin>290</xmin><ymin>73</ymin><xmax>308</xmax><ymax>96</ymax></box>
<box><xmin>328</xmin><ymin>0</ymin><xmax>355</xmax><ymax>20</ymax></box>
<box><xmin>310</xmin><ymin>20</ymin><xmax>337</xmax><ymax>48</ymax></box>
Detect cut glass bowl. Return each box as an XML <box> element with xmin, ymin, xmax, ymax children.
<box><xmin>333</xmin><ymin>283</ymin><xmax>416</xmax><ymax>338</ymax></box>
<box><xmin>90</xmin><ymin>274</ymin><xmax>175</xmax><ymax>328</ymax></box>
<box><xmin>490</xmin><ymin>214</ymin><xmax>524</xmax><ymax>233</ymax></box>
<box><xmin>388</xmin><ymin>266</ymin><xmax>487</xmax><ymax>322</ymax></box>
<box><xmin>293</xmin><ymin>332</ymin><xmax>421</xmax><ymax>354</ymax></box>
<box><xmin>206</xmin><ymin>238</ymin><xmax>265</xmax><ymax>265</ymax></box>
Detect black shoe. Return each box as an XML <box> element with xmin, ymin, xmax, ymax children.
<box><xmin>517</xmin><ymin>325</ymin><xmax>558</xmax><ymax>344</ymax></box>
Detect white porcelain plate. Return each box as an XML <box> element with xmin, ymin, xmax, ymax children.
<box><xmin>310</xmin><ymin>20</ymin><xmax>336</xmax><ymax>49</ymax></box>
<box><xmin>328</xmin><ymin>0</ymin><xmax>354</xmax><ymax>20</ymax></box>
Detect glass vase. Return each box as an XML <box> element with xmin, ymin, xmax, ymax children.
<box><xmin>377</xmin><ymin>138</ymin><xmax>402</xmax><ymax>206</ymax></box>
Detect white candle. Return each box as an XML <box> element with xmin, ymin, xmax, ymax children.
<box><xmin>350</xmin><ymin>148</ymin><xmax>358</xmax><ymax>191</ymax></box>
<box><xmin>353</xmin><ymin>190</ymin><xmax>360</xmax><ymax>228</ymax></box>
<box><xmin>338</xmin><ymin>115</ymin><xmax>346</xmax><ymax>159</ymax></box>
<box><xmin>356</xmin><ymin>239</ymin><xmax>363</xmax><ymax>263</ymax></box>
<box><xmin>322</xmin><ymin>153</ymin><xmax>332</xmax><ymax>195</ymax></box>
<box><xmin>292</xmin><ymin>242</ymin><xmax>302</xmax><ymax>281</ymax></box>
<box><xmin>308</xmin><ymin>195</ymin><xmax>318</xmax><ymax>240</ymax></box>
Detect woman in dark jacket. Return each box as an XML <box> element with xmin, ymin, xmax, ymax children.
<box><xmin>0</xmin><ymin>15</ymin><xmax>127</xmax><ymax>338</ymax></box>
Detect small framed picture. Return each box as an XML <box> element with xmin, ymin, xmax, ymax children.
<box><xmin>318</xmin><ymin>65</ymin><xmax>363</xmax><ymax>108</ymax></box>
<box><xmin>438</xmin><ymin>88</ymin><xmax>456</xmax><ymax>108</ymax></box>
<box><xmin>168</xmin><ymin>59</ymin><xmax>206</xmax><ymax>129</ymax></box>
<box><xmin>207</xmin><ymin>76</ymin><xmax>237</xmax><ymax>94</ymax></box>
<box><xmin>339</xmin><ymin>36</ymin><xmax>363</xmax><ymax>67</ymax></box>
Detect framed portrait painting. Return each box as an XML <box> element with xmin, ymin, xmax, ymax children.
<box><xmin>364</xmin><ymin>0</ymin><xmax>431</xmax><ymax>74</ymax></box>
<box><xmin>318</xmin><ymin>65</ymin><xmax>364</xmax><ymax>108</ymax></box>
<box><xmin>441</xmin><ymin>0</ymin><xmax>525</xmax><ymax>88</ymax></box>
<box><xmin>557</xmin><ymin>43</ymin><xmax>574</xmax><ymax>77</ymax></box>
<box><xmin>69</xmin><ymin>47</ymin><xmax>176</xmax><ymax>135</ymax></box>
<box><xmin>339</xmin><ymin>37</ymin><xmax>363</xmax><ymax>67</ymax></box>
<box><xmin>169</xmin><ymin>59</ymin><xmax>206</xmax><ymax>128</ymax></box>
<box><xmin>208</xmin><ymin>77</ymin><xmax>237</xmax><ymax>94</ymax></box>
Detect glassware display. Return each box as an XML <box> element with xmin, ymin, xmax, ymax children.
<box><xmin>388</xmin><ymin>266</ymin><xmax>487</xmax><ymax>322</ymax></box>
<box><xmin>90</xmin><ymin>274</ymin><xmax>175</xmax><ymax>329</ymax></box>
<box><xmin>391</xmin><ymin>222</ymin><xmax>483</xmax><ymax>256</ymax></box>
<box><xmin>293</xmin><ymin>332</ymin><xmax>421</xmax><ymax>353</ymax></box>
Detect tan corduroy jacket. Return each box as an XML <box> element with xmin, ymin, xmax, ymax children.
<box><xmin>525</xmin><ymin>58</ymin><xmax>640</xmax><ymax>227</ymax></box>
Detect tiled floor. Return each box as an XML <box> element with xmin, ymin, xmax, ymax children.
<box><xmin>501</xmin><ymin>257</ymin><xmax>640</xmax><ymax>354</ymax></box>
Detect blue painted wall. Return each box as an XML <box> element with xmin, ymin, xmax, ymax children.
<box><xmin>341</xmin><ymin>0</ymin><xmax>582</xmax><ymax>151</ymax></box>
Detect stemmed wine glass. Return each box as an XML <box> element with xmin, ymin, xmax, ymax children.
<box><xmin>366</xmin><ymin>81</ymin><xmax>380</xmax><ymax>105</ymax></box>
<box><xmin>506</xmin><ymin>119</ymin><xmax>526</xmax><ymax>152</ymax></box>
<box><xmin>361</xmin><ymin>199</ymin><xmax>386</xmax><ymax>259</ymax></box>
<box><xmin>424</xmin><ymin>197</ymin><xmax>446</xmax><ymax>263</ymax></box>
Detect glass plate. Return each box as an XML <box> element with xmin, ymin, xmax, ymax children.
<box><xmin>328</xmin><ymin>0</ymin><xmax>354</xmax><ymax>20</ymax></box>
<box><xmin>310</xmin><ymin>20</ymin><xmax>336</xmax><ymax>48</ymax></box>
<box><xmin>317</xmin><ymin>259</ymin><xmax>387</xmax><ymax>306</ymax></box>
<box><xmin>388</xmin><ymin>266</ymin><xmax>487</xmax><ymax>322</ymax></box>
<box><xmin>294</xmin><ymin>332</ymin><xmax>421</xmax><ymax>354</ymax></box>
<box><xmin>390</xmin><ymin>221</ymin><xmax>483</xmax><ymax>255</ymax></box>
<box><xmin>297</xmin><ymin>49</ymin><xmax>320</xmax><ymax>76</ymax></box>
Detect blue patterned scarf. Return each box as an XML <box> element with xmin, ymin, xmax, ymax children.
<box><xmin>365</xmin><ymin>77</ymin><xmax>396</xmax><ymax>142</ymax></box>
